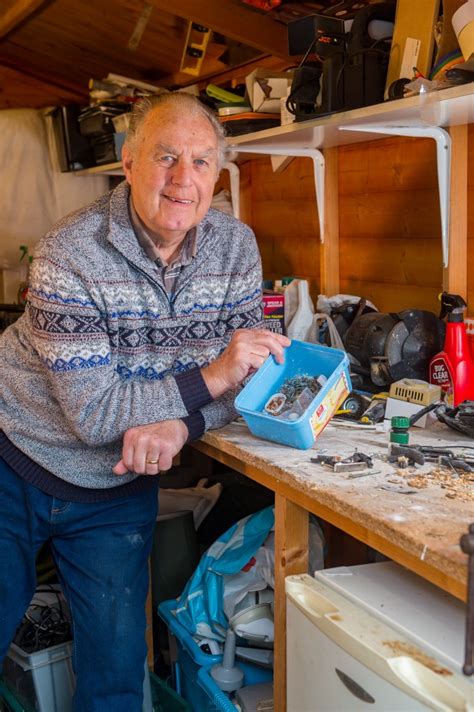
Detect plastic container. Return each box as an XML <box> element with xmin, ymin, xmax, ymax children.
<box><xmin>158</xmin><ymin>600</ymin><xmax>272</xmax><ymax>712</ymax></box>
<box><xmin>285</xmin><ymin>279</ymin><xmax>314</xmax><ymax>341</ymax></box>
<box><xmin>197</xmin><ymin>668</ymin><xmax>274</xmax><ymax>712</ymax></box>
<box><xmin>235</xmin><ymin>340</ymin><xmax>351</xmax><ymax>449</ymax></box>
<box><xmin>429</xmin><ymin>293</ymin><xmax>474</xmax><ymax>406</ymax></box>
<box><xmin>150</xmin><ymin>671</ymin><xmax>191</xmax><ymax>712</ymax></box>
<box><xmin>0</xmin><ymin>676</ymin><xmax>29</xmax><ymax>712</ymax></box>
<box><xmin>113</xmin><ymin>132</ymin><xmax>126</xmax><ymax>161</ymax></box>
<box><xmin>196</xmin><ymin>667</ymin><xmax>239</xmax><ymax>712</ymax></box>
<box><xmin>1</xmin><ymin>670</ymin><xmax>190</xmax><ymax>712</ymax></box>
<box><xmin>2</xmin><ymin>641</ymin><xmax>74</xmax><ymax>712</ymax></box>
<box><xmin>3</xmin><ymin>643</ymin><xmax>154</xmax><ymax>712</ymax></box>
<box><xmin>465</xmin><ymin>317</ymin><xmax>474</xmax><ymax>360</ymax></box>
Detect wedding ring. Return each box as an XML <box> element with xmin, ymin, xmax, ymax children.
<box><xmin>146</xmin><ymin>459</ymin><xmax>159</xmax><ymax>464</ymax></box>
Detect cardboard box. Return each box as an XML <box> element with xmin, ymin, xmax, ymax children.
<box><xmin>245</xmin><ymin>69</ymin><xmax>293</xmax><ymax>114</ymax></box>
<box><xmin>263</xmin><ymin>290</ymin><xmax>285</xmax><ymax>335</ymax></box>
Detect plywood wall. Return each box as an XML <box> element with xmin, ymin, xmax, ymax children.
<box><xmin>467</xmin><ymin>124</ymin><xmax>474</xmax><ymax>311</ymax></box>
<box><xmin>235</xmin><ymin>131</ymin><xmax>471</xmax><ymax>315</ymax></box>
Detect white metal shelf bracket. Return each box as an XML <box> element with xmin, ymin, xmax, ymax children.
<box><xmin>229</xmin><ymin>145</ymin><xmax>326</xmax><ymax>242</ymax></box>
<box><xmin>340</xmin><ymin>124</ymin><xmax>451</xmax><ymax>267</ymax></box>
<box><xmin>223</xmin><ymin>161</ymin><xmax>240</xmax><ymax>220</ymax></box>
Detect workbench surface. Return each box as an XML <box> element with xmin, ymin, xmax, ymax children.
<box><xmin>197</xmin><ymin>419</ymin><xmax>472</xmax><ymax>601</ymax></box>
<box><xmin>194</xmin><ymin>418</ymin><xmax>472</xmax><ymax>711</ymax></box>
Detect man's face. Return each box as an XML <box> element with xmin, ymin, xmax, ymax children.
<box><xmin>122</xmin><ymin>105</ymin><xmax>219</xmax><ymax>245</ymax></box>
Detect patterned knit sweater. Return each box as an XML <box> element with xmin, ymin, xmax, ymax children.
<box><xmin>0</xmin><ymin>181</ymin><xmax>263</xmax><ymax>490</ymax></box>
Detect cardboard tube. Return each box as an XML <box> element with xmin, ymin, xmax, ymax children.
<box><xmin>452</xmin><ymin>1</ymin><xmax>474</xmax><ymax>59</ymax></box>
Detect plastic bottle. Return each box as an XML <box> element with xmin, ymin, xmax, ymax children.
<box><xmin>286</xmin><ymin>279</ymin><xmax>315</xmax><ymax>341</ymax></box>
<box><xmin>429</xmin><ymin>292</ymin><xmax>474</xmax><ymax>406</ymax></box>
<box><xmin>17</xmin><ymin>245</ymin><xmax>33</xmax><ymax>306</ymax></box>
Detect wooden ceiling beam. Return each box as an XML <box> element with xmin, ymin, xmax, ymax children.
<box><xmin>149</xmin><ymin>0</ymin><xmax>291</xmax><ymax>60</ymax></box>
<box><xmin>0</xmin><ymin>0</ymin><xmax>51</xmax><ymax>40</ymax></box>
<box><xmin>0</xmin><ymin>64</ymin><xmax>84</xmax><ymax>108</ymax></box>
<box><xmin>0</xmin><ymin>56</ymin><xmax>87</xmax><ymax>97</ymax></box>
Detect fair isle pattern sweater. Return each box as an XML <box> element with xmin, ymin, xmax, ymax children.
<box><xmin>0</xmin><ymin>181</ymin><xmax>263</xmax><ymax>490</ymax></box>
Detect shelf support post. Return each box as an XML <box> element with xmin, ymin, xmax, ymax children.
<box><xmin>222</xmin><ymin>161</ymin><xmax>241</xmax><ymax>220</ymax></box>
<box><xmin>229</xmin><ymin>145</ymin><xmax>326</xmax><ymax>242</ymax></box>
<box><xmin>339</xmin><ymin>124</ymin><xmax>451</xmax><ymax>267</ymax></box>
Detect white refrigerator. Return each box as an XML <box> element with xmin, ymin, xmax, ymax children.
<box><xmin>286</xmin><ymin>561</ymin><xmax>473</xmax><ymax>711</ymax></box>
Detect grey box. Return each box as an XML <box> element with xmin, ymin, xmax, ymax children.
<box><xmin>3</xmin><ymin>641</ymin><xmax>74</xmax><ymax>712</ymax></box>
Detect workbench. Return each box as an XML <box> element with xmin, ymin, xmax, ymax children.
<box><xmin>193</xmin><ymin>418</ymin><xmax>472</xmax><ymax>711</ymax></box>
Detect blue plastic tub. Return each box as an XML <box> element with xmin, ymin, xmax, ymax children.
<box><xmin>197</xmin><ymin>667</ymin><xmax>239</xmax><ymax>712</ymax></box>
<box><xmin>235</xmin><ymin>340</ymin><xmax>351</xmax><ymax>449</ymax></box>
<box><xmin>158</xmin><ymin>600</ymin><xmax>272</xmax><ymax>712</ymax></box>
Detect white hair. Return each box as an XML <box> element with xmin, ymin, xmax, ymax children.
<box><xmin>124</xmin><ymin>92</ymin><xmax>227</xmax><ymax>171</ymax></box>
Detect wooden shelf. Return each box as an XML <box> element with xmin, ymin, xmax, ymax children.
<box><xmin>73</xmin><ymin>84</ymin><xmax>474</xmax><ymax>176</ymax></box>
<box><xmin>74</xmin><ymin>161</ymin><xmax>123</xmax><ymax>176</ymax></box>
<box><xmin>227</xmin><ymin>83</ymin><xmax>474</xmax><ymax>150</ymax></box>
<box><xmin>72</xmin><ymin>84</ymin><xmax>474</xmax><ymax>272</ymax></box>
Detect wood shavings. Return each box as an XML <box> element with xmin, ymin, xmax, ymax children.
<box><xmin>398</xmin><ymin>466</ymin><xmax>474</xmax><ymax>501</ymax></box>
<box><xmin>406</xmin><ymin>476</ymin><xmax>428</xmax><ymax>489</ymax></box>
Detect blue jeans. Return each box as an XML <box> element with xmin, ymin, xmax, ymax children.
<box><xmin>0</xmin><ymin>458</ymin><xmax>159</xmax><ymax>712</ymax></box>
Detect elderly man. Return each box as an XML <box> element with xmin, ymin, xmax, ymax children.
<box><xmin>0</xmin><ymin>92</ymin><xmax>289</xmax><ymax>711</ymax></box>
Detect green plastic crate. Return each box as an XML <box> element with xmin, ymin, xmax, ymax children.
<box><xmin>150</xmin><ymin>671</ymin><xmax>191</xmax><ymax>712</ymax></box>
<box><xmin>0</xmin><ymin>677</ymin><xmax>30</xmax><ymax>712</ymax></box>
<box><xmin>1</xmin><ymin>671</ymin><xmax>189</xmax><ymax>712</ymax></box>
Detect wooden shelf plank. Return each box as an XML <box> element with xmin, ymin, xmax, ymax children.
<box><xmin>228</xmin><ymin>84</ymin><xmax>474</xmax><ymax>150</ymax></box>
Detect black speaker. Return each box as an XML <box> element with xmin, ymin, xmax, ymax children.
<box><xmin>51</xmin><ymin>105</ymin><xmax>94</xmax><ymax>172</ymax></box>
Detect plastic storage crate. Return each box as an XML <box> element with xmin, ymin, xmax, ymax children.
<box><xmin>235</xmin><ymin>340</ymin><xmax>351</xmax><ymax>449</ymax></box>
<box><xmin>2</xmin><ymin>643</ymin><xmax>157</xmax><ymax>712</ymax></box>
<box><xmin>2</xmin><ymin>641</ymin><xmax>74</xmax><ymax>712</ymax></box>
<box><xmin>158</xmin><ymin>600</ymin><xmax>272</xmax><ymax>712</ymax></box>
<box><xmin>0</xmin><ymin>676</ymin><xmax>29</xmax><ymax>712</ymax></box>
<box><xmin>197</xmin><ymin>666</ymin><xmax>241</xmax><ymax>712</ymax></box>
<box><xmin>1</xmin><ymin>671</ymin><xmax>189</xmax><ymax>712</ymax></box>
<box><xmin>150</xmin><ymin>671</ymin><xmax>191</xmax><ymax>712</ymax></box>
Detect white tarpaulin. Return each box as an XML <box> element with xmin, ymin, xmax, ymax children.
<box><xmin>0</xmin><ymin>108</ymin><xmax>108</xmax><ymax>301</ymax></box>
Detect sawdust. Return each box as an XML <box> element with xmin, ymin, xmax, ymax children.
<box><xmin>382</xmin><ymin>641</ymin><xmax>452</xmax><ymax>676</ymax></box>
<box><xmin>399</xmin><ymin>467</ymin><xmax>474</xmax><ymax>501</ymax></box>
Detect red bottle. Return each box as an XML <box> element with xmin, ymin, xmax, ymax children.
<box><xmin>429</xmin><ymin>293</ymin><xmax>474</xmax><ymax>406</ymax></box>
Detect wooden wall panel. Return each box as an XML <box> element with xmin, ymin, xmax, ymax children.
<box><xmin>238</xmin><ymin>157</ymin><xmax>321</xmax><ymax>298</ymax></box>
<box><xmin>239</xmin><ymin>136</ymin><xmax>448</xmax><ymax>314</ymax></box>
<box><xmin>466</xmin><ymin>124</ymin><xmax>474</xmax><ymax>313</ymax></box>
<box><xmin>339</xmin><ymin>136</ymin><xmax>442</xmax><ymax>312</ymax></box>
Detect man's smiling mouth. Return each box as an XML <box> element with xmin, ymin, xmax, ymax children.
<box><xmin>164</xmin><ymin>195</ymin><xmax>193</xmax><ymax>204</ymax></box>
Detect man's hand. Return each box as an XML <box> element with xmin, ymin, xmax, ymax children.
<box><xmin>202</xmin><ymin>328</ymin><xmax>291</xmax><ymax>399</ymax></box>
<box><xmin>113</xmin><ymin>419</ymin><xmax>189</xmax><ymax>476</ymax></box>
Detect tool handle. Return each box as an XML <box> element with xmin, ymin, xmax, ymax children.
<box><xmin>408</xmin><ymin>400</ymin><xmax>442</xmax><ymax>427</ymax></box>
<box><xmin>460</xmin><ymin>524</ymin><xmax>474</xmax><ymax>676</ymax></box>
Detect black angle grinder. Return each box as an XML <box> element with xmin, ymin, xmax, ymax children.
<box><xmin>343</xmin><ymin>309</ymin><xmax>445</xmax><ymax>388</ymax></box>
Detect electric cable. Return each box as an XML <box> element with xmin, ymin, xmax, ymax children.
<box><xmin>13</xmin><ymin>585</ymin><xmax>72</xmax><ymax>653</ymax></box>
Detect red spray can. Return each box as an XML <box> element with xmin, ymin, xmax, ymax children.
<box><xmin>429</xmin><ymin>293</ymin><xmax>474</xmax><ymax>406</ymax></box>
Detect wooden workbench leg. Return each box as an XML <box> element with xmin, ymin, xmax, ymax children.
<box><xmin>274</xmin><ymin>494</ymin><xmax>309</xmax><ymax>712</ymax></box>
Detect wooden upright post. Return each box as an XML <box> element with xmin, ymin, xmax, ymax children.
<box><xmin>443</xmin><ymin>124</ymin><xmax>468</xmax><ymax>299</ymax></box>
<box><xmin>273</xmin><ymin>494</ymin><xmax>309</xmax><ymax>712</ymax></box>
<box><xmin>320</xmin><ymin>146</ymin><xmax>340</xmax><ymax>295</ymax></box>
